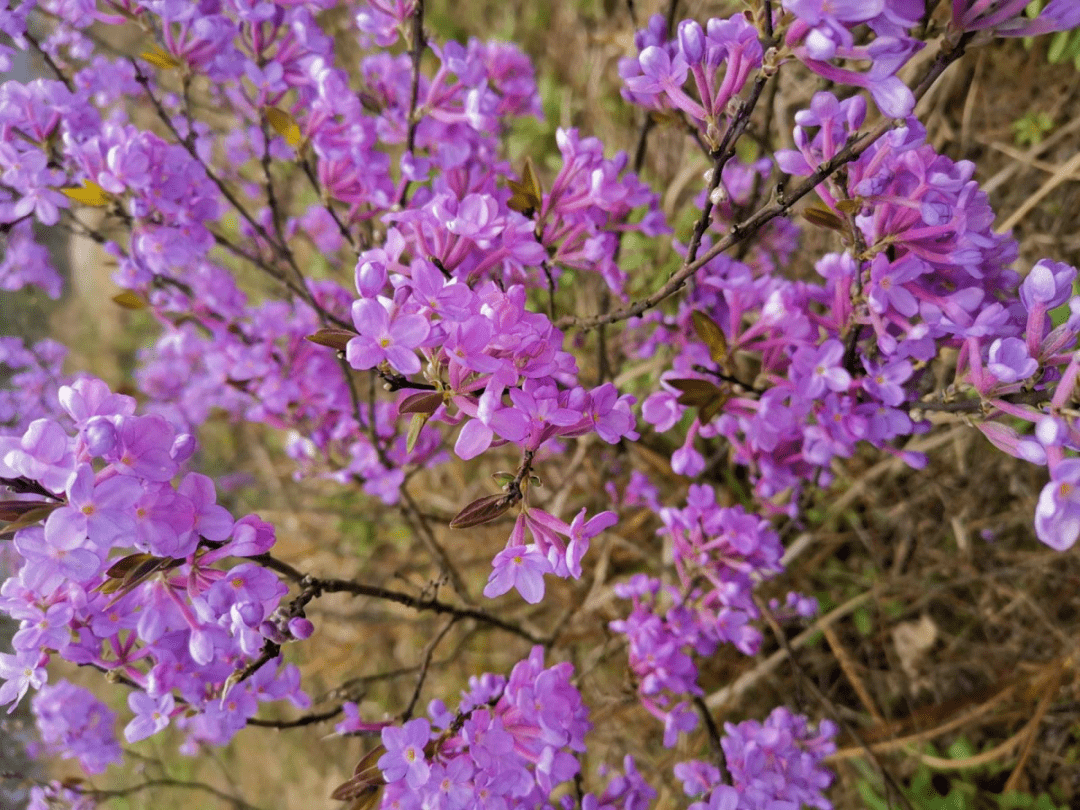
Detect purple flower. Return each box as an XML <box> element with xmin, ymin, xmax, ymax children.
<box><xmin>33</xmin><ymin>680</ymin><xmax>120</xmax><ymax>774</ymax></box>
<box><xmin>790</xmin><ymin>340</ymin><xmax>851</xmax><ymax>397</ymax></box>
<box><xmin>1020</xmin><ymin>259</ymin><xmax>1075</xmax><ymax>312</ymax></box>
<box><xmin>347</xmin><ymin>297</ymin><xmax>430</xmax><ymax>375</ymax></box>
<box><xmin>116</xmin><ymin>415</ymin><xmax>179</xmax><ymax>482</ymax></box>
<box><xmin>987</xmin><ymin>337</ymin><xmax>1038</xmax><ymax>383</ymax></box>
<box><xmin>868</xmin><ymin>254</ymin><xmax>927</xmax><ymax>317</ymax></box>
<box><xmin>133</xmin><ymin>483</ymin><xmax>197</xmax><ymax>558</ymax></box>
<box><xmin>566</xmin><ymin>508</ymin><xmax>617</xmax><ymax>578</ymax></box>
<box><xmin>722</xmin><ymin>707</ymin><xmax>836</xmax><ymax>810</ymax></box>
<box><xmin>483</xmin><ymin>541</ymin><xmax>552</xmax><ymax>604</ymax></box>
<box><xmin>584</xmin><ymin>383</ymin><xmax>638</xmax><ymax>443</ymax></box>
<box><xmin>2</xmin><ymin>418</ymin><xmax>73</xmax><ymax>494</ymax></box>
<box><xmin>45</xmin><ymin>463</ymin><xmax>140</xmax><ymax>550</ymax></box>
<box><xmin>0</xmin><ymin>650</ymin><xmax>47</xmax><ymax>713</ymax></box>
<box><xmin>663</xmin><ymin>702</ymin><xmax>699</xmax><ymax>747</ymax></box>
<box><xmin>379</xmin><ymin>717</ymin><xmax>432</xmax><ymax>789</ymax></box>
<box><xmin>953</xmin><ymin>0</ymin><xmax>1080</xmax><ymax>36</ymax></box>
<box><xmin>18</xmin><ymin>519</ymin><xmax>102</xmax><ymax>594</ymax></box>
<box><xmin>11</xmin><ymin>601</ymin><xmax>73</xmax><ymax>653</ymax></box>
<box><xmin>1035</xmin><ymin>459</ymin><xmax>1080</xmax><ymax>551</ymax></box>
<box><xmin>861</xmin><ymin>358</ymin><xmax>912</xmax><ymax>407</ymax></box>
<box><xmin>625</xmin><ymin>46</ymin><xmax>689</xmax><ymax>97</ymax></box>
<box><xmin>124</xmin><ymin>691</ymin><xmax>175</xmax><ymax>743</ymax></box>
<box><xmin>177</xmin><ymin>473</ymin><xmax>234</xmax><ymax>542</ymax></box>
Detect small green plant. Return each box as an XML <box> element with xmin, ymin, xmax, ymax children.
<box><xmin>855</xmin><ymin>740</ymin><xmax>1069</xmax><ymax>810</ymax></box>
<box><xmin>1012</xmin><ymin>110</ymin><xmax>1054</xmax><ymax>147</ymax></box>
<box><xmin>1026</xmin><ymin>1</ymin><xmax>1080</xmax><ymax>68</ymax></box>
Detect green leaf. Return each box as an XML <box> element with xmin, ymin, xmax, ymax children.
<box><xmin>405</xmin><ymin>412</ymin><xmax>428</xmax><ymax>454</ymax></box>
<box><xmin>491</xmin><ymin>471</ymin><xmax>515</xmax><ymax>487</ymax></box>
<box><xmin>853</xmin><ymin>606</ymin><xmax>873</xmax><ymax>636</ymax></box>
<box><xmin>946</xmin><ymin>736</ymin><xmax>976</xmax><ymax>761</ymax></box>
<box><xmin>855</xmin><ymin>780</ymin><xmax>892</xmax><ymax>810</ymax></box>
<box><xmin>1047</xmin><ymin>29</ymin><xmax>1071</xmax><ymax>63</ymax></box>
<box><xmin>112</xmin><ymin>290</ymin><xmax>147</xmax><ymax>310</ymax></box>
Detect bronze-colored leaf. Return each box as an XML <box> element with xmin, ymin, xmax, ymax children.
<box><xmin>306</xmin><ymin>328</ymin><xmax>356</xmax><ymax>351</ymax></box>
<box><xmin>331</xmin><ymin>745</ymin><xmax>386</xmax><ymax>802</ymax></box>
<box><xmin>405</xmin><ymin>412</ymin><xmax>428</xmax><ymax>454</ymax></box>
<box><xmin>507</xmin><ymin>156</ymin><xmax>543</xmax><ymax>217</ymax></box>
<box><xmin>0</xmin><ymin>500</ymin><xmax>52</xmax><ymax>522</ymax></box>
<box><xmin>104</xmin><ymin>553</ymin><xmax>159</xmax><ymax>580</ymax></box>
<box><xmin>97</xmin><ymin>554</ymin><xmax>181</xmax><ymax>601</ymax></box>
<box><xmin>835</xmin><ymin>198</ymin><xmax>861</xmax><ymax>215</ymax></box>
<box><xmin>666</xmin><ymin>378</ymin><xmax>724</xmax><ymax>408</ymax></box>
<box><xmin>353</xmin><ymin>743</ymin><xmax>386</xmax><ymax>777</ymax></box>
<box><xmin>399</xmin><ymin>391</ymin><xmax>444</xmax><ymax>415</ymax></box>
<box><xmin>698</xmin><ymin>390</ymin><xmax>731</xmax><ymax>424</ymax></box>
<box><xmin>690</xmin><ymin>310</ymin><xmax>728</xmax><ymax>366</ymax></box>
<box><xmin>0</xmin><ymin>502</ymin><xmax>62</xmax><ymax>537</ymax></box>
<box><xmin>449</xmin><ymin>493</ymin><xmax>512</xmax><ymax>529</ymax></box>
<box><xmin>801</xmin><ymin>206</ymin><xmax>844</xmax><ymax>231</ymax></box>
<box><xmin>331</xmin><ymin>779</ymin><xmax>381</xmax><ymax>804</ymax></box>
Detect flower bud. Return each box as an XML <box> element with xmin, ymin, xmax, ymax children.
<box><xmin>288</xmin><ymin>617</ymin><xmax>314</xmax><ymax>640</ymax></box>
<box><xmin>85</xmin><ymin>417</ymin><xmax>118</xmax><ymax>458</ymax></box>
<box><xmin>170</xmin><ymin>432</ymin><xmax>196</xmax><ymax>462</ymax></box>
<box><xmin>677</xmin><ymin>20</ymin><xmax>705</xmax><ymax>65</ymax></box>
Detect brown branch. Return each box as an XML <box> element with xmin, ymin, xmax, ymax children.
<box><xmin>24</xmin><ymin>32</ymin><xmax>75</xmax><ymax>92</ymax></box>
<box><xmin>247</xmin><ymin>705</ymin><xmax>344</xmax><ymax>728</ymax></box>
<box><xmin>310</xmin><ymin>575</ymin><xmax>543</xmax><ymax>644</ymax></box>
<box><xmin>402</xmin><ymin>616</ymin><xmax>458</xmax><ymax>721</ymax></box>
<box><xmin>692</xmin><ymin>694</ymin><xmax>730</xmax><ymax>782</ymax></box>
<box><xmin>88</xmin><ymin>777</ymin><xmax>266</xmax><ymax>810</ymax></box>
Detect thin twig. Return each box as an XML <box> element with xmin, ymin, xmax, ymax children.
<box><xmin>398</xmin><ymin>0</ymin><xmax>427</xmax><ymax>207</ymax></box>
<box><xmin>90</xmin><ymin>777</ymin><xmax>266</xmax><ymax>810</ymax></box>
<box><xmin>402</xmin><ymin>617</ymin><xmax>458</xmax><ymax>721</ymax></box>
<box><xmin>247</xmin><ymin>705</ymin><xmax>344</xmax><ymax>728</ymax></box>
<box><xmin>400</xmin><ymin>488</ymin><xmax>473</xmax><ymax>603</ymax></box>
<box><xmin>24</xmin><ymin>32</ymin><xmax>75</xmax><ymax>92</ymax></box>
<box><xmin>310</xmin><ymin>575</ymin><xmax>542</xmax><ymax>643</ymax></box>
<box><xmin>558</xmin><ymin>34</ymin><xmax>974</xmax><ymax>332</ymax></box>
<box><xmin>692</xmin><ymin>695</ymin><xmax>730</xmax><ymax>782</ymax></box>
<box><xmin>757</xmin><ymin>600</ymin><xmax>917</xmax><ymax>810</ymax></box>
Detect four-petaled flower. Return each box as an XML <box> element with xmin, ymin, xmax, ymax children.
<box><xmin>348</xmin><ymin>298</ymin><xmax>430</xmax><ymax>375</ymax></box>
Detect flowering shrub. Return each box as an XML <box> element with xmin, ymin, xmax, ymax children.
<box><xmin>2</xmin><ymin>0</ymin><xmax>1079</xmax><ymax>808</ymax></box>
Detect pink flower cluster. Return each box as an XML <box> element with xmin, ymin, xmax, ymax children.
<box><xmin>0</xmin><ymin>378</ymin><xmax>308</xmax><ymax>750</ymax></box>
